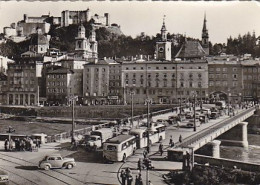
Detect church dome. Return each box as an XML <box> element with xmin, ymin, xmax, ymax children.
<box><xmin>30</xmin><ymin>33</ymin><xmax>49</xmax><ymax>45</ymax></box>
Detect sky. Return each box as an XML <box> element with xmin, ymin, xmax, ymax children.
<box><xmin>0</xmin><ymin>1</ymin><xmax>259</xmax><ymax>44</ymax></box>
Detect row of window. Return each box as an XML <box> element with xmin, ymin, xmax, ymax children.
<box><xmin>209</xmin><ymin>81</ymin><xmax>238</xmax><ymax>87</ymax></box>
<box><xmin>47</xmin><ymin>74</ymin><xmax>66</xmax><ymax>79</ymax></box>
<box><xmin>47</xmin><ymin>88</ymin><xmax>66</xmax><ymax>93</ymax></box>
<box><xmin>209</xmin><ymin>67</ymin><xmax>237</xmax><ymax>72</ymax></box>
<box><xmin>209</xmin><ymin>74</ymin><xmax>238</xmax><ymax>79</ymax></box>
<box><xmin>9</xmin><ymin>87</ymin><xmax>35</xmax><ymax>92</ymax></box>
<box><xmin>9</xmin><ymin>73</ymin><xmax>35</xmax><ymax>77</ymax></box>
<box><xmin>124</xmin><ymin>66</ymin><xmax>203</xmax><ymax>70</ymax></box>
<box><xmin>47</xmin><ymin>81</ymin><xmax>66</xmax><ymax>86</ymax></box>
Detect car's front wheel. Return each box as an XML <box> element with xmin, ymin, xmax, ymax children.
<box><xmin>66</xmin><ymin>163</ymin><xmax>73</xmax><ymax>169</ymax></box>
<box><xmin>44</xmin><ymin>165</ymin><xmax>50</xmax><ymax>171</ymax></box>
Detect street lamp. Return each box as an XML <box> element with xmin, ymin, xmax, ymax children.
<box><xmin>130</xmin><ymin>90</ymin><xmax>135</xmax><ymax>127</ymax></box>
<box><xmin>191</xmin><ymin>91</ymin><xmax>197</xmax><ymax>132</ymax></box>
<box><xmin>146</xmin><ymin>98</ymin><xmax>152</xmax><ymax>153</ymax></box>
<box><xmin>67</xmin><ymin>95</ymin><xmax>78</xmax><ymax>144</ymax></box>
<box><xmin>228</xmin><ymin>92</ymin><xmax>231</xmax><ymax>116</ymax></box>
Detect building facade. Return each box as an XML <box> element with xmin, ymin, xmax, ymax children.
<box><xmin>6</xmin><ymin>58</ymin><xmax>43</xmax><ymax>105</ymax></box>
<box><xmin>46</xmin><ymin>68</ymin><xmax>74</xmax><ymax>105</ymax></box>
<box><xmin>0</xmin><ymin>73</ymin><xmax>7</xmax><ymax>105</ymax></box>
<box><xmin>208</xmin><ymin>58</ymin><xmax>243</xmax><ymax>103</ymax></box>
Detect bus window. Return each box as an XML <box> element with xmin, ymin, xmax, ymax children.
<box><xmin>122</xmin><ymin>143</ymin><xmax>127</xmax><ymax>150</ymax></box>
<box><xmin>107</xmin><ymin>145</ymin><xmax>117</xmax><ymax>151</ymax></box>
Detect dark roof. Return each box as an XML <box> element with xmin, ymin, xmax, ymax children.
<box><xmin>47</xmin><ymin>67</ymin><xmax>74</xmax><ymax>74</ymax></box>
<box><xmin>175</xmin><ymin>40</ymin><xmax>206</xmax><ymax>59</ymax></box>
<box><xmin>106</xmin><ymin>135</ymin><xmax>134</xmax><ymax>144</ymax></box>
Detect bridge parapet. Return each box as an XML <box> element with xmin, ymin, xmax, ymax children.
<box><xmin>180</xmin><ymin>107</ymin><xmax>256</xmax><ymax>151</ymax></box>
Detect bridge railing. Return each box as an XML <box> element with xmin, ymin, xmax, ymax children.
<box><xmin>180</xmin><ymin>106</ymin><xmax>256</xmax><ymax>148</ymax></box>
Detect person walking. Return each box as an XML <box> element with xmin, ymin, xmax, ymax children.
<box><xmin>159</xmin><ymin>143</ymin><xmax>163</xmax><ymax>156</ymax></box>
<box><xmin>120</xmin><ymin>169</ymin><xmax>126</xmax><ymax>185</ymax></box>
<box><xmin>143</xmin><ymin>149</ymin><xmax>148</xmax><ymax>159</ymax></box>
<box><xmin>169</xmin><ymin>136</ymin><xmax>173</xmax><ymax>147</ymax></box>
<box><xmin>137</xmin><ymin>158</ymin><xmax>142</xmax><ymax>172</ymax></box>
<box><xmin>179</xmin><ymin>134</ymin><xmax>182</xmax><ymax>143</ymax></box>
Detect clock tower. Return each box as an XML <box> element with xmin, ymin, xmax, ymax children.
<box><xmin>155</xmin><ymin>16</ymin><xmax>171</xmax><ymax>61</ymax></box>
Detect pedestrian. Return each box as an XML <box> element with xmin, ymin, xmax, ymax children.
<box><xmin>148</xmin><ymin>180</ymin><xmax>153</xmax><ymax>185</ymax></box>
<box><xmin>127</xmin><ymin>174</ymin><xmax>133</xmax><ymax>185</ymax></box>
<box><xmin>9</xmin><ymin>139</ymin><xmax>13</xmax><ymax>151</ymax></box>
<box><xmin>137</xmin><ymin>158</ymin><xmax>142</xmax><ymax>172</ymax></box>
<box><xmin>135</xmin><ymin>174</ymin><xmax>143</xmax><ymax>185</ymax></box>
<box><xmin>179</xmin><ymin>134</ymin><xmax>182</xmax><ymax>143</ymax></box>
<box><xmin>143</xmin><ymin>149</ymin><xmax>148</xmax><ymax>158</ymax></box>
<box><xmin>120</xmin><ymin>169</ymin><xmax>126</xmax><ymax>185</ymax></box>
<box><xmin>159</xmin><ymin>143</ymin><xmax>163</xmax><ymax>156</ymax></box>
<box><xmin>169</xmin><ymin>136</ymin><xmax>173</xmax><ymax>147</ymax></box>
<box><xmin>4</xmin><ymin>139</ymin><xmax>8</xmax><ymax>151</ymax></box>
<box><xmin>177</xmin><ymin>120</ymin><xmax>180</xmax><ymax>129</ymax></box>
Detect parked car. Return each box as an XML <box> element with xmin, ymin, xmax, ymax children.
<box><xmin>186</xmin><ymin>119</ymin><xmax>201</xmax><ymax>128</ymax></box>
<box><xmin>168</xmin><ymin>115</ymin><xmax>179</xmax><ymax>124</ymax></box>
<box><xmin>209</xmin><ymin>112</ymin><xmax>220</xmax><ymax>119</ymax></box>
<box><xmin>85</xmin><ymin>135</ymin><xmax>102</xmax><ymax>151</ymax></box>
<box><xmin>0</xmin><ymin>170</ymin><xmax>8</xmax><ymax>185</ymax></box>
<box><xmin>38</xmin><ymin>154</ymin><xmax>76</xmax><ymax>170</ymax></box>
<box><xmin>199</xmin><ymin>115</ymin><xmax>209</xmax><ymax>123</ymax></box>
<box><xmin>184</xmin><ymin>111</ymin><xmax>193</xmax><ymax>119</ymax></box>
<box><xmin>156</xmin><ymin>119</ymin><xmax>168</xmax><ymax>126</ymax></box>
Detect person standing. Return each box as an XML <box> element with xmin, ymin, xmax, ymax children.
<box><xmin>143</xmin><ymin>149</ymin><xmax>148</xmax><ymax>159</ymax></box>
<box><xmin>4</xmin><ymin>139</ymin><xmax>8</xmax><ymax>151</ymax></box>
<box><xmin>159</xmin><ymin>143</ymin><xmax>163</xmax><ymax>156</ymax></box>
<box><xmin>169</xmin><ymin>136</ymin><xmax>173</xmax><ymax>147</ymax></box>
<box><xmin>179</xmin><ymin>134</ymin><xmax>182</xmax><ymax>143</ymax></box>
<box><xmin>120</xmin><ymin>169</ymin><xmax>126</xmax><ymax>185</ymax></box>
<box><xmin>137</xmin><ymin>158</ymin><xmax>142</xmax><ymax>172</ymax></box>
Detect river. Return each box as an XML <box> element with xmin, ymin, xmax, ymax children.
<box><xmin>220</xmin><ymin>133</ymin><xmax>260</xmax><ymax>164</ymax></box>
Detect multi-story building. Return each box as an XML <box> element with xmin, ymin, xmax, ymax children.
<box><xmin>83</xmin><ymin>59</ymin><xmax>115</xmax><ymax>105</ymax></box>
<box><xmin>241</xmin><ymin>60</ymin><xmax>260</xmax><ymax>102</ymax></box>
<box><xmin>46</xmin><ymin>67</ymin><xmax>74</xmax><ymax>105</ymax></box>
<box><xmin>0</xmin><ymin>73</ymin><xmax>7</xmax><ymax>105</ymax></box>
<box><xmin>6</xmin><ymin>57</ymin><xmax>43</xmax><ymax>105</ymax></box>
<box><xmin>208</xmin><ymin>57</ymin><xmax>243</xmax><ymax>103</ymax></box>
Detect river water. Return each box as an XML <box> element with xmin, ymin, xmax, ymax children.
<box><xmin>220</xmin><ymin>133</ymin><xmax>260</xmax><ymax>164</ymax></box>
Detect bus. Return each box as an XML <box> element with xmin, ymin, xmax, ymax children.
<box><xmin>103</xmin><ymin>135</ymin><xmax>136</xmax><ymax>162</ymax></box>
<box><xmin>129</xmin><ymin>123</ymin><xmax>166</xmax><ymax>149</ymax></box>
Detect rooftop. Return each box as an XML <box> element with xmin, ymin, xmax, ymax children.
<box><xmin>175</xmin><ymin>40</ymin><xmax>206</xmax><ymax>59</ymax></box>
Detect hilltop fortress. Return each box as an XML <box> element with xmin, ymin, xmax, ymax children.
<box><xmin>3</xmin><ymin>9</ymin><xmax>121</xmax><ymax>42</ymax></box>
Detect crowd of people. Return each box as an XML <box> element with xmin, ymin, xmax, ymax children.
<box><xmin>4</xmin><ymin>137</ymin><xmax>41</xmax><ymax>152</ymax></box>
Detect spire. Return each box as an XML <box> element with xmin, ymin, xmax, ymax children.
<box><xmin>203</xmin><ymin>12</ymin><xmax>207</xmax><ymax>32</ymax></box>
<box><xmin>161</xmin><ymin>15</ymin><xmax>167</xmax><ymax>41</ymax></box>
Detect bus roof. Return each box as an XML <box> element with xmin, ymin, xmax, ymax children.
<box><xmin>129</xmin><ymin>128</ymin><xmax>146</xmax><ymax>134</ymax></box>
<box><xmin>106</xmin><ymin>135</ymin><xmax>134</xmax><ymax>144</ymax></box>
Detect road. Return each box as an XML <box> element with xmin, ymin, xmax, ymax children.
<box><xmin>0</xmin><ymin>104</ymin><xmax>248</xmax><ymax>185</ymax></box>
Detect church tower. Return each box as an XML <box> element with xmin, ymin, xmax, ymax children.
<box><xmin>89</xmin><ymin>28</ymin><xmax>98</xmax><ymax>60</ymax></box>
<box><xmin>155</xmin><ymin>16</ymin><xmax>171</xmax><ymax>61</ymax></box>
<box><xmin>201</xmin><ymin>13</ymin><xmax>209</xmax><ymax>56</ymax></box>
<box><xmin>75</xmin><ymin>24</ymin><xmax>90</xmax><ymax>59</ymax></box>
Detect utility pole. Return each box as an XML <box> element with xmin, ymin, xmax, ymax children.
<box><xmin>68</xmin><ymin>95</ymin><xmax>78</xmax><ymax>144</ymax></box>
<box><xmin>193</xmin><ymin>91</ymin><xmax>197</xmax><ymax>132</ymax></box>
<box><xmin>130</xmin><ymin>91</ymin><xmax>134</xmax><ymax>127</ymax></box>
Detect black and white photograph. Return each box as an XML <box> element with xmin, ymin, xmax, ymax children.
<box><xmin>0</xmin><ymin>1</ymin><xmax>260</xmax><ymax>184</ymax></box>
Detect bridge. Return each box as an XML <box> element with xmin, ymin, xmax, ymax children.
<box><xmin>170</xmin><ymin>106</ymin><xmax>257</xmax><ymax>159</ymax></box>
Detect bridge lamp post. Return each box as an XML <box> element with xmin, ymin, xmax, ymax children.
<box><xmin>146</xmin><ymin>98</ymin><xmax>152</xmax><ymax>153</ymax></box>
<box><xmin>192</xmin><ymin>91</ymin><xmax>197</xmax><ymax>132</ymax></box>
<box><xmin>228</xmin><ymin>93</ymin><xmax>231</xmax><ymax>116</ymax></box>
<box><xmin>130</xmin><ymin>90</ymin><xmax>135</xmax><ymax>128</ymax></box>
<box><xmin>67</xmin><ymin>95</ymin><xmax>78</xmax><ymax>144</ymax></box>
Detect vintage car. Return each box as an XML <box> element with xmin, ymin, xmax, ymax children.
<box><xmin>38</xmin><ymin>154</ymin><xmax>76</xmax><ymax>170</ymax></box>
<box><xmin>0</xmin><ymin>170</ymin><xmax>8</xmax><ymax>185</ymax></box>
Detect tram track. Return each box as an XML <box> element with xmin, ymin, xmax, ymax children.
<box><xmin>0</xmin><ymin>152</ymin><xmax>86</xmax><ymax>185</ymax></box>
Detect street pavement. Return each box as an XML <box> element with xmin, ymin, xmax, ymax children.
<box><xmin>0</xmin><ymin>104</ymin><xmax>247</xmax><ymax>185</ymax></box>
